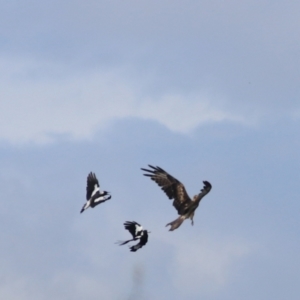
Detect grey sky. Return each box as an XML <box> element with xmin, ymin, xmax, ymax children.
<box><xmin>0</xmin><ymin>1</ymin><xmax>299</xmax><ymax>299</ymax></box>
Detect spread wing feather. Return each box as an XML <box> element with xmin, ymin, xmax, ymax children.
<box><xmin>193</xmin><ymin>181</ymin><xmax>212</xmax><ymax>203</ymax></box>
<box><xmin>86</xmin><ymin>172</ymin><xmax>100</xmax><ymax>200</ymax></box>
<box><xmin>124</xmin><ymin>221</ymin><xmax>142</xmax><ymax>239</ymax></box>
<box><xmin>141</xmin><ymin>165</ymin><xmax>191</xmax><ymax>214</ymax></box>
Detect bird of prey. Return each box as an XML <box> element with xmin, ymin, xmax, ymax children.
<box><xmin>117</xmin><ymin>221</ymin><xmax>149</xmax><ymax>252</ymax></box>
<box><xmin>141</xmin><ymin>165</ymin><xmax>212</xmax><ymax>231</ymax></box>
<box><xmin>80</xmin><ymin>172</ymin><xmax>111</xmax><ymax>213</ymax></box>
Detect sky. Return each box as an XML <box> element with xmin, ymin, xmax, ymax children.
<box><xmin>0</xmin><ymin>0</ymin><xmax>299</xmax><ymax>299</ymax></box>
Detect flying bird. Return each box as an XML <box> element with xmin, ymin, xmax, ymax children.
<box><xmin>117</xmin><ymin>221</ymin><xmax>149</xmax><ymax>252</ymax></box>
<box><xmin>80</xmin><ymin>172</ymin><xmax>111</xmax><ymax>213</ymax></box>
<box><xmin>141</xmin><ymin>165</ymin><xmax>212</xmax><ymax>231</ymax></box>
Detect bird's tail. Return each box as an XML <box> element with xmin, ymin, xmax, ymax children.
<box><xmin>166</xmin><ymin>216</ymin><xmax>185</xmax><ymax>231</ymax></box>
<box><xmin>80</xmin><ymin>201</ymin><xmax>90</xmax><ymax>213</ymax></box>
<box><xmin>130</xmin><ymin>243</ymin><xmax>142</xmax><ymax>252</ymax></box>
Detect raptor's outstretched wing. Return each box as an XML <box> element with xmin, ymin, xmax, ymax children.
<box><xmin>193</xmin><ymin>181</ymin><xmax>212</xmax><ymax>203</ymax></box>
<box><xmin>141</xmin><ymin>165</ymin><xmax>192</xmax><ymax>215</ymax></box>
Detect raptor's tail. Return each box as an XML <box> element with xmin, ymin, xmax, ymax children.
<box><xmin>166</xmin><ymin>216</ymin><xmax>185</xmax><ymax>231</ymax></box>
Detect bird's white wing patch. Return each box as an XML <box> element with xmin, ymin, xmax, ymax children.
<box><xmin>94</xmin><ymin>195</ymin><xmax>106</xmax><ymax>203</ymax></box>
<box><xmin>91</xmin><ymin>184</ymin><xmax>100</xmax><ymax>197</ymax></box>
<box><xmin>135</xmin><ymin>225</ymin><xmax>143</xmax><ymax>236</ymax></box>
<box><xmin>83</xmin><ymin>200</ymin><xmax>91</xmax><ymax>210</ymax></box>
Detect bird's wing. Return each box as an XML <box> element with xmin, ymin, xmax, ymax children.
<box><xmin>94</xmin><ymin>194</ymin><xmax>111</xmax><ymax>204</ymax></box>
<box><xmin>139</xmin><ymin>231</ymin><xmax>148</xmax><ymax>246</ymax></box>
<box><xmin>124</xmin><ymin>221</ymin><xmax>143</xmax><ymax>239</ymax></box>
<box><xmin>130</xmin><ymin>231</ymin><xmax>148</xmax><ymax>252</ymax></box>
<box><xmin>86</xmin><ymin>172</ymin><xmax>100</xmax><ymax>200</ymax></box>
<box><xmin>141</xmin><ymin>165</ymin><xmax>191</xmax><ymax>214</ymax></box>
<box><xmin>193</xmin><ymin>181</ymin><xmax>212</xmax><ymax>203</ymax></box>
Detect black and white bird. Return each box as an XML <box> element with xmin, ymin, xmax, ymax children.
<box><xmin>141</xmin><ymin>165</ymin><xmax>212</xmax><ymax>231</ymax></box>
<box><xmin>80</xmin><ymin>172</ymin><xmax>111</xmax><ymax>213</ymax></box>
<box><xmin>117</xmin><ymin>221</ymin><xmax>149</xmax><ymax>252</ymax></box>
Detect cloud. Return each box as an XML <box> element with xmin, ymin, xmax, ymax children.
<box><xmin>0</xmin><ymin>56</ymin><xmax>248</xmax><ymax>144</ymax></box>
<box><xmin>1</xmin><ymin>1</ymin><xmax>300</xmax><ymax>145</ymax></box>
<box><xmin>136</xmin><ymin>93</ymin><xmax>247</xmax><ymax>133</ymax></box>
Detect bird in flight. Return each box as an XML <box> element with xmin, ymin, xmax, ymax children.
<box><xmin>141</xmin><ymin>165</ymin><xmax>212</xmax><ymax>231</ymax></box>
<box><xmin>80</xmin><ymin>172</ymin><xmax>111</xmax><ymax>213</ymax></box>
<box><xmin>117</xmin><ymin>221</ymin><xmax>149</xmax><ymax>252</ymax></box>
